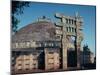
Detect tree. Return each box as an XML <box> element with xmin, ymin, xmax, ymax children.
<box><xmin>83</xmin><ymin>45</ymin><xmax>89</xmax><ymax>51</ymax></box>
<box><xmin>12</xmin><ymin>1</ymin><xmax>30</xmax><ymax>33</ymax></box>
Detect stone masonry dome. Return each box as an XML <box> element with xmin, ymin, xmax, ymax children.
<box><xmin>12</xmin><ymin>21</ymin><xmax>56</xmax><ymax>43</ymax></box>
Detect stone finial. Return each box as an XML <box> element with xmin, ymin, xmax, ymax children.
<box><xmin>75</xmin><ymin>12</ymin><xmax>79</xmax><ymax>17</ymax></box>
<box><xmin>37</xmin><ymin>16</ymin><xmax>51</xmax><ymax>22</ymax></box>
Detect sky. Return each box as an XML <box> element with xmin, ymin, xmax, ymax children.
<box><xmin>15</xmin><ymin>2</ymin><xmax>96</xmax><ymax>56</ymax></box>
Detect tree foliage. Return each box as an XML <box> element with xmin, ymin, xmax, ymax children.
<box><xmin>12</xmin><ymin>1</ymin><xmax>30</xmax><ymax>33</ymax></box>
<box><xmin>83</xmin><ymin>44</ymin><xmax>90</xmax><ymax>52</ymax></box>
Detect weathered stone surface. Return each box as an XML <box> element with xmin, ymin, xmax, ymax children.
<box><xmin>12</xmin><ymin>21</ymin><xmax>56</xmax><ymax>43</ymax></box>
